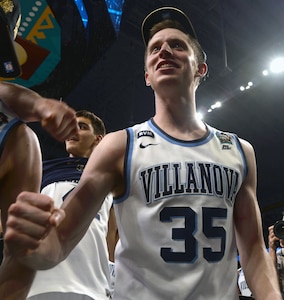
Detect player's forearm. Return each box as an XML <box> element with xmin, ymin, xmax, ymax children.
<box><xmin>18</xmin><ymin>228</ymin><xmax>66</xmax><ymax>271</ymax></box>
<box><xmin>0</xmin><ymin>81</ymin><xmax>43</xmax><ymax>122</ymax></box>
<box><xmin>243</xmin><ymin>250</ymin><xmax>281</xmax><ymax>299</ymax></box>
<box><xmin>0</xmin><ymin>255</ymin><xmax>36</xmax><ymax>300</ymax></box>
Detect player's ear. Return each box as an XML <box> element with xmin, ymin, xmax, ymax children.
<box><xmin>95</xmin><ymin>134</ymin><xmax>103</xmax><ymax>144</ymax></box>
<box><xmin>145</xmin><ymin>71</ymin><xmax>151</xmax><ymax>86</ymax></box>
<box><xmin>196</xmin><ymin>63</ymin><xmax>208</xmax><ymax>78</ymax></box>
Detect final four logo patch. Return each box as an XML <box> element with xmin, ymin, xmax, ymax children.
<box><xmin>216</xmin><ymin>132</ymin><xmax>233</xmax><ymax>144</ymax></box>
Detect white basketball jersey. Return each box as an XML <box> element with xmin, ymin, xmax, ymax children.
<box><xmin>28</xmin><ymin>181</ymin><xmax>113</xmax><ymax>300</ymax></box>
<box><xmin>238</xmin><ymin>268</ymin><xmax>252</xmax><ymax>296</ymax></box>
<box><xmin>113</xmin><ymin>119</ymin><xmax>246</xmax><ymax>300</ymax></box>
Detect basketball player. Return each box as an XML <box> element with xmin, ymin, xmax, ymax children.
<box><xmin>5</xmin><ymin>6</ymin><xmax>281</xmax><ymax>299</ymax></box>
<box><xmin>0</xmin><ymin>1</ymin><xmax>78</xmax><ymax>298</ymax></box>
<box><xmin>0</xmin><ymin>81</ymin><xmax>78</xmax><ymax>300</ymax></box>
<box><xmin>27</xmin><ymin>110</ymin><xmax>116</xmax><ymax>300</ymax></box>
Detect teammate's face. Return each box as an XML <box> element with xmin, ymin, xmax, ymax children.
<box><xmin>65</xmin><ymin>116</ymin><xmax>98</xmax><ymax>158</ymax></box>
<box><xmin>144</xmin><ymin>28</ymin><xmax>198</xmax><ymax>89</ymax></box>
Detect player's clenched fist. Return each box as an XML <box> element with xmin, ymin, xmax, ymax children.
<box><xmin>38</xmin><ymin>99</ymin><xmax>79</xmax><ymax>142</ymax></box>
<box><xmin>4</xmin><ymin>191</ymin><xmax>65</xmax><ymax>258</ymax></box>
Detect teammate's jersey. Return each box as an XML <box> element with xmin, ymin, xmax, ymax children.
<box><xmin>113</xmin><ymin>119</ymin><xmax>247</xmax><ymax>300</ymax></box>
<box><xmin>28</xmin><ymin>157</ymin><xmax>113</xmax><ymax>300</ymax></box>
<box><xmin>0</xmin><ymin>99</ymin><xmax>22</xmax><ymax>157</ymax></box>
<box><xmin>41</xmin><ymin>156</ymin><xmax>88</xmax><ymax>189</ymax></box>
<box><xmin>238</xmin><ymin>268</ymin><xmax>252</xmax><ymax>296</ymax></box>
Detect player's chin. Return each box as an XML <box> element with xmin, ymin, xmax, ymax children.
<box><xmin>65</xmin><ymin>141</ymin><xmax>79</xmax><ymax>151</ymax></box>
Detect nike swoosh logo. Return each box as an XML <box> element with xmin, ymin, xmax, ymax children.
<box><xmin>139</xmin><ymin>143</ymin><xmax>158</xmax><ymax>149</ymax></box>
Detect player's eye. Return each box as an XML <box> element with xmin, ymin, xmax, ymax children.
<box><xmin>151</xmin><ymin>46</ymin><xmax>160</xmax><ymax>54</ymax></box>
<box><xmin>171</xmin><ymin>42</ymin><xmax>185</xmax><ymax>50</ymax></box>
<box><xmin>78</xmin><ymin>123</ymin><xmax>89</xmax><ymax>130</ymax></box>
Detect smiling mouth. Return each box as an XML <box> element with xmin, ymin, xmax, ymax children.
<box><xmin>160</xmin><ymin>64</ymin><xmax>174</xmax><ymax>68</ymax></box>
<box><xmin>67</xmin><ymin>138</ymin><xmax>79</xmax><ymax>142</ymax></box>
<box><xmin>157</xmin><ymin>62</ymin><xmax>178</xmax><ymax>70</ymax></box>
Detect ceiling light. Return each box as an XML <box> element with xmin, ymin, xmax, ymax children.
<box><xmin>197</xmin><ymin>112</ymin><xmax>204</xmax><ymax>120</ymax></box>
<box><xmin>211</xmin><ymin>101</ymin><xmax>222</xmax><ymax>110</ymax></box>
<box><xmin>269</xmin><ymin>57</ymin><xmax>284</xmax><ymax>74</ymax></box>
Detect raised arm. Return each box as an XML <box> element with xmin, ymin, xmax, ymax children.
<box><xmin>5</xmin><ymin>130</ymin><xmax>126</xmax><ymax>269</ymax></box>
<box><xmin>0</xmin><ymin>81</ymin><xmax>78</xmax><ymax>298</ymax></box>
<box><xmin>234</xmin><ymin>139</ymin><xmax>281</xmax><ymax>299</ymax></box>
<box><xmin>0</xmin><ymin>81</ymin><xmax>78</xmax><ymax>141</ymax></box>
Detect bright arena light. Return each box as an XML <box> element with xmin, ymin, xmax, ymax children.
<box><xmin>201</xmin><ymin>54</ymin><xmax>284</xmax><ymax>120</ymax></box>
<box><xmin>270</xmin><ymin>57</ymin><xmax>284</xmax><ymax>74</ymax></box>
<box><xmin>211</xmin><ymin>101</ymin><xmax>222</xmax><ymax>110</ymax></box>
<box><xmin>197</xmin><ymin>112</ymin><xmax>204</xmax><ymax>120</ymax></box>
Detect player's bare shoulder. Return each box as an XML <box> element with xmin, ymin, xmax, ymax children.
<box><xmin>237</xmin><ymin>137</ymin><xmax>257</xmax><ymax>186</ymax></box>
<box><xmin>90</xmin><ymin>129</ymin><xmax>127</xmax><ymax>174</ymax></box>
<box><xmin>238</xmin><ymin>137</ymin><xmax>256</xmax><ymax>161</ymax></box>
<box><xmin>100</xmin><ymin>129</ymin><xmax>127</xmax><ymax>155</ymax></box>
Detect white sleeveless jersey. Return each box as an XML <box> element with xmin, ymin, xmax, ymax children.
<box><xmin>238</xmin><ymin>268</ymin><xmax>252</xmax><ymax>296</ymax></box>
<box><xmin>28</xmin><ymin>181</ymin><xmax>113</xmax><ymax>300</ymax></box>
<box><xmin>113</xmin><ymin>119</ymin><xmax>247</xmax><ymax>300</ymax></box>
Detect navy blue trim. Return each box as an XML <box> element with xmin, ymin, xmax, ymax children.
<box><xmin>148</xmin><ymin>118</ymin><xmax>214</xmax><ymax>147</ymax></box>
<box><xmin>113</xmin><ymin>128</ymin><xmax>133</xmax><ymax>204</ymax></box>
<box><xmin>0</xmin><ymin>118</ymin><xmax>22</xmax><ymax>158</ymax></box>
<box><xmin>232</xmin><ymin>134</ymin><xmax>248</xmax><ymax>179</ymax></box>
